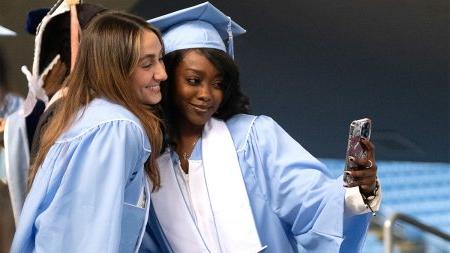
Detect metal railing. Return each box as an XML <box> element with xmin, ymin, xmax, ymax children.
<box><xmin>383</xmin><ymin>212</ymin><xmax>450</xmax><ymax>253</ymax></box>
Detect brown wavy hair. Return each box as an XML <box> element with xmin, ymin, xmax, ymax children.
<box><xmin>29</xmin><ymin>11</ymin><xmax>164</xmax><ymax>189</ymax></box>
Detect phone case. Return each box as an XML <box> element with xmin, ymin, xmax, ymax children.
<box><xmin>344</xmin><ymin>118</ymin><xmax>372</xmax><ymax>185</ymax></box>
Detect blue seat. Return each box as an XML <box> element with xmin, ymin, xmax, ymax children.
<box><xmin>320</xmin><ymin>158</ymin><xmax>450</xmax><ymax>252</ymax></box>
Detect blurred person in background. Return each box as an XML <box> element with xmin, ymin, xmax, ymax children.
<box><xmin>0</xmin><ymin>27</ymin><xmax>23</xmax><ymax>253</ymax></box>
<box><xmin>0</xmin><ymin>48</ymin><xmax>23</xmax><ymax>120</ymax></box>
<box><xmin>3</xmin><ymin>1</ymin><xmax>106</xmax><ymax>227</ymax></box>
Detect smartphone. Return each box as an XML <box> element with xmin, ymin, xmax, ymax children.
<box><xmin>343</xmin><ymin>118</ymin><xmax>372</xmax><ymax>185</ymax></box>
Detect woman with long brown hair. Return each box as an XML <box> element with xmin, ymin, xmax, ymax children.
<box><xmin>11</xmin><ymin>11</ymin><xmax>166</xmax><ymax>252</ymax></box>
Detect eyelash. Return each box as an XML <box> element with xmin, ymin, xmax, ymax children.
<box><xmin>141</xmin><ymin>57</ymin><xmax>163</xmax><ymax>69</ymax></box>
<box><xmin>212</xmin><ymin>82</ymin><xmax>223</xmax><ymax>89</ymax></box>
<box><xmin>186</xmin><ymin>77</ymin><xmax>223</xmax><ymax>89</ymax></box>
<box><xmin>187</xmin><ymin>78</ymin><xmax>200</xmax><ymax>85</ymax></box>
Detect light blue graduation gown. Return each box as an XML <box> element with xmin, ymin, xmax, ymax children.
<box><xmin>2</xmin><ymin>94</ymin><xmax>26</xmax><ymax>224</ymax></box>
<box><xmin>11</xmin><ymin>98</ymin><xmax>152</xmax><ymax>253</ymax></box>
<box><xmin>141</xmin><ymin>114</ymin><xmax>371</xmax><ymax>253</ymax></box>
<box><xmin>4</xmin><ymin>109</ymin><xmax>29</xmax><ymax>225</ymax></box>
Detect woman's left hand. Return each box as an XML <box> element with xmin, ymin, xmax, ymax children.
<box><xmin>346</xmin><ymin>137</ymin><xmax>378</xmax><ymax>196</ymax></box>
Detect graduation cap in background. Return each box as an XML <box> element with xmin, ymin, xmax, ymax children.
<box><xmin>149</xmin><ymin>2</ymin><xmax>246</xmax><ymax>58</ymax></box>
<box><xmin>26</xmin><ymin>8</ymin><xmax>50</xmax><ymax>35</ymax></box>
<box><xmin>21</xmin><ymin>0</ymin><xmax>106</xmax><ymax>117</ymax></box>
<box><xmin>0</xmin><ymin>25</ymin><xmax>16</xmax><ymax>36</ymax></box>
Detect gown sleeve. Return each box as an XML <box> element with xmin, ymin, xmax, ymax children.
<box><xmin>247</xmin><ymin>115</ymin><xmax>371</xmax><ymax>252</ymax></box>
<box><xmin>4</xmin><ymin>111</ymin><xmax>30</xmax><ymax>225</ymax></box>
<box><xmin>11</xmin><ymin>120</ymin><xmax>148</xmax><ymax>253</ymax></box>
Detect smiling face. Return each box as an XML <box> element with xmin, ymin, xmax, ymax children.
<box><xmin>172</xmin><ymin>49</ymin><xmax>224</xmax><ymax>129</ymax></box>
<box><xmin>129</xmin><ymin>30</ymin><xmax>167</xmax><ymax>105</ymax></box>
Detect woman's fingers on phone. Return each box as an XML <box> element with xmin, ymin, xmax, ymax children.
<box><xmin>360</xmin><ymin>138</ymin><xmax>375</xmax><ymax>151</ymax></box>
<box><xmin>360</xmin><ymin>138</ymin><xmax>376</xmax><ymax>162</ymax></box>
<box><xmin>345</xmin><ymin>170</ymin><xmax>376</xmax><ymax>189</ymax></box>
<box><xmin>348</xmin><ymin>156</ymin><xmax>377</xmax><ymax>171</ymax></box>
<box><xmin>347</xmin><ymin>169</ymin><xmax>376</xmax><ymax>180</ymax></box>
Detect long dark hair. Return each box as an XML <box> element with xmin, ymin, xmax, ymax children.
<box><xmin>161</xmin><ymin>48</ymin><xmax>250</xmax><ymax>144</ymax></box>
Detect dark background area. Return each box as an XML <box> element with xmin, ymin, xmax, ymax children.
<box><xmin>132</xmin><ymin>0</ymin><xmax>449</xmax><ymax>162</ymax></box>
<box><xmin>0</xmin><ymin>0</ymin><xmax>447</xmax><ymax>162</ymax></box>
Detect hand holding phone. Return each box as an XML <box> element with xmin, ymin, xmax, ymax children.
<box><xmin>343</xmin><ymin>118</ymin><xmax>372</xmax><ymax>185</ymax></box>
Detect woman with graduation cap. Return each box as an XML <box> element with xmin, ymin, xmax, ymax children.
<box><xmin>143</xmin><ymin>2</ymin><xmax>381</xmax><ymax>253</ymax></box>
<box><xmin>11</xmin><ymin>10</ymin><xmax>168</xmax><ymax>253</ymax></box>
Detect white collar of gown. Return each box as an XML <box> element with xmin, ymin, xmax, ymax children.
<box><xmin>152</xmin><ymin>118</ymin><xmax>264</xmax><ymax>253</ymax></box>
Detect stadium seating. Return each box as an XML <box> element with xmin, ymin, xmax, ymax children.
<box><xmin>320</xmin><ymin>159</ymin><xmax>450</xmax><ymax>253</ymax></box>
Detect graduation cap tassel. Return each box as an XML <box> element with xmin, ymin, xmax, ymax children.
<box><xmin>227</xmin><ymin>16</ymin><xmax>234</xmax><ymax>59</ymax></box>
<box><xmin>67</xmin><ymin>0</ymin><xmax>80</xmax><ymax>72</ymax></box>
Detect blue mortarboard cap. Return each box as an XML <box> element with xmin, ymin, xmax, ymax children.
<box><xmin>26</xmin><ymin>8</ymin><xmax>50</xmax><ymax>34</ymax></box>
<box><xmin>149</xmin><ymin>2</ymin><xmax>246</xmax><ymax>58</ymax></box>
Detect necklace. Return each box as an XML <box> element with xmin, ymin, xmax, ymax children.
<box><xmin>181</xmin><ymin>136</ymin><xmax>200</xmax><ymax>161</ymax></box>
